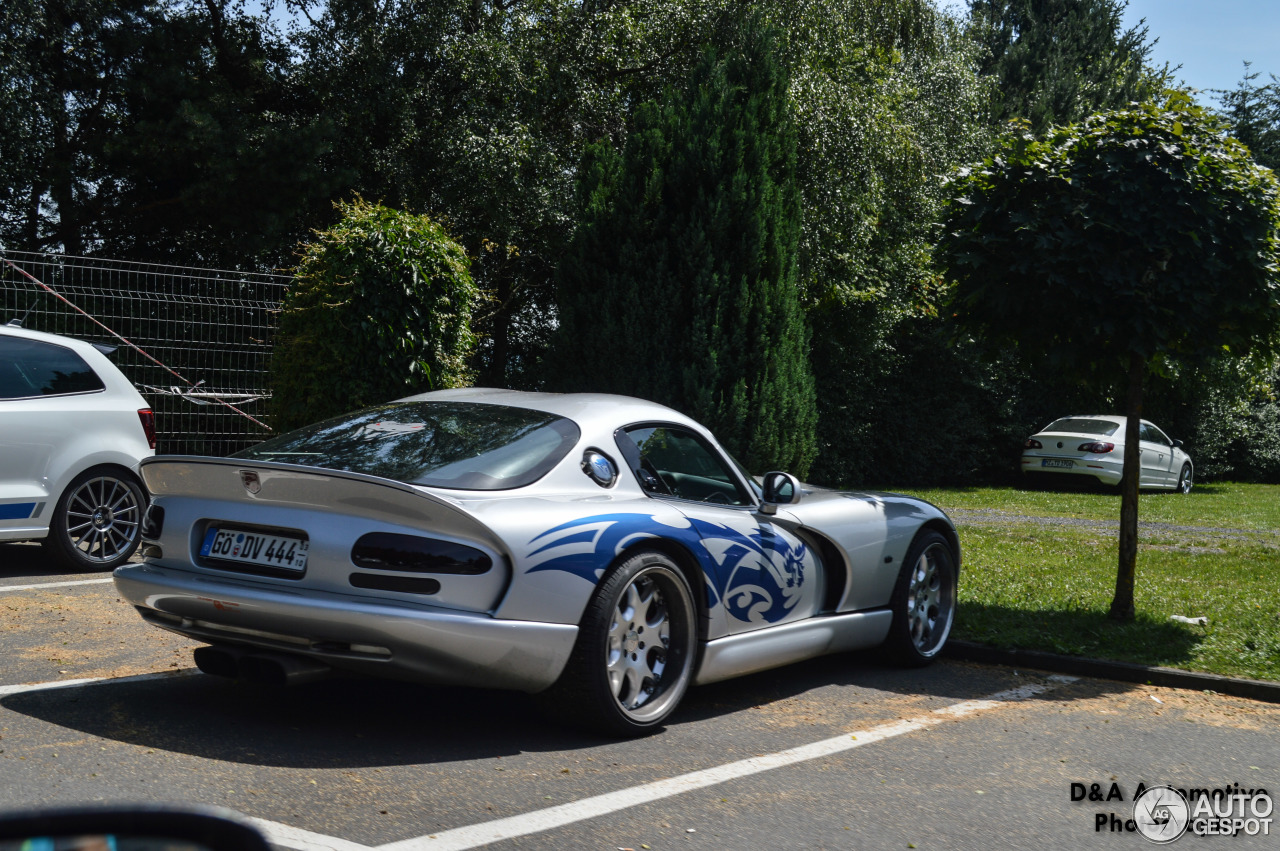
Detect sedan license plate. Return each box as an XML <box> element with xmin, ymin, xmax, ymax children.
<box><xmin>200</xmin><ymin>527</ymin><xmax>308</xmax><ymax>571</ymax></box>
<box><xmin>1041</xmin><ymin>459</ymin><xmax>1074</xmax><ymax>469</ymax></box>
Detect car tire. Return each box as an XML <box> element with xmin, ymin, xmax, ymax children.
<box><xmin>884</xmin><ymin>530</ymin><xmax>957</xmax><ymax>667</ymax></box>
<box><xmin>538</xmin><ymin>549</ymin><xmax>698</xmax><ymax>737</ymax></box>
<box><xmin>1176</xmin><ymin>464</ymin><xmax>1193</xmax><ymax>494</ymax></box>
<box><xmin>43</xmin><ymin>466</ymin><xmax>146</xmax><ymax>572</ymax></box>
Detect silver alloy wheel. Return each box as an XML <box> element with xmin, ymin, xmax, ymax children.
<box><xmin>603</xmin><ymin>563</ymin><xmax>695</xmax><ymax>725</ymax></box>
<box><xmin>1177</xmin><ymin>464</ymin><xmax>1193</xmax><ymax>494</ymax></box>
<box><xmin>905</xmin><ymin>543</ymin><xmax>954</xmax><ymax>657</ymax></box>
<box><xmin>608</xmin><ymin>570</ymin><xmax>672</xmax><ymax>712</ymax></box>
<box><xmin>537</xmin><ymin>551</ymin><xmax>697</xmax><ymax>735</ymax></box>
<box><xmin>61</xmin><ymin>473</ymin><xmax>143</xmax><ymax>565</ymax></box>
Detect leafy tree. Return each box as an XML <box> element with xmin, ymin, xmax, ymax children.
<box><xmin>755</xmin><ymin>0</ymin><xmax>995</xmax><ymax>486</ymax></box>
<box><xmin>99</xmin><ymin>0</ymin><xmax>335</xmax><ymax>267</ymax></box>
<box><xmin>0</xmin><ymin>0</ymin><xmax>331</xmax><ymax>266</ymax></box>
<box><xmin>941</xmin><ymin>95</ymin><xmax>1280</xmax><ymax>619</ymax></box>
<box><xmin>270</xmin><ymin>198</ymin><xmax>478</xmax><ymax>432</ymax></box>
<box><xmin>968</xmin><ymin>0</ymin><xmax>1164</xmax><ymax>133</ymax></box>
<box><xmin>290</xmin><ymin>0</ymin><xmax>738</xmax><ymax>386</ymax></box>
<box><xmin>0</xmin><ymin>0</ymin><xmax>158</xmax><ymax>254</ymax></box>
<box><xmin>550</xmin><ymin>19</ymin><xmax>817</xmax><ymax>475</ymax></box>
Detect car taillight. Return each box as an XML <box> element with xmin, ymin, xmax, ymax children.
<box><xmin>1024</xmin><ymin>438</ymin><xmax>1043</xmax><ymax>449</ymax></box>
<box><xmin>138</xmin><ymin>408</ymin><xmax>156</xmax><ymax>449</ymax></box>
<box><xmin>1078</xmin><ymin>441</ymin><xmax>1115</xmax><ymax>453</ymax></box>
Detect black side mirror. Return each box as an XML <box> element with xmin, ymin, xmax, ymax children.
<box><xmin>759</xmin><ymin>471</ymin><xmax>802</xmax><ymax>515</ymax></box>
<box><xmin>1171</xmin><ymin>439</ymin><xmax>1184</xmax><ymax>449</ymax></box>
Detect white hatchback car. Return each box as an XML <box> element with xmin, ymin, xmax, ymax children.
<box><xmin>1020</xmin><ymin>415</ymin><xmax>1193</xmax><ymax>492</ymax></box>
<box><xmin>0</xmin><ymin>324</ymin><xmax>155</xmax><ymax>569</ymax></box>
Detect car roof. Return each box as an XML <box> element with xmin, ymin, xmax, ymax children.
<box><xmin>1038</xmin><ymin>415</ymin><xmax>1169</xmax><ymax>433</ymax></box>
<box><xmin>0</xmin><ymin>323</ymin><xmax>109</xmax><ymax>355</ymax></box>
<box><xmin>404</xmin><ymin>387</ymin><xmax>706</xmax><ymax>435</ymax></box>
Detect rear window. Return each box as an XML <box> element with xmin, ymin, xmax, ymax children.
<box><xmin>1042</xmin><ymin>418</ymin><xmax>1120</xmax><ymax>437</ymax></box>
<box><xmin>235</xmin><ymin>401</ymin><xmax>580</xmax><ymax>490</ymax></box>
<box><xmin>0</xmin><ymin>336</ymin><xmax>105</xmax><ymax>399</ymax></box>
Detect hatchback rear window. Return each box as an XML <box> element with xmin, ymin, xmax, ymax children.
<box><xmin>0</xmin><ymin>336</ymin><xmax>105</xmax><ymax>399</ymax></box>
<box><xmin>1043</xmin><ymin>418</ymin><xmax>1120</xmax><ymax>436</ymax></box>
<box><xmin>235</xmin><ymin>401</ymin><xmax>580</xmax><ymax>490</ymax></box>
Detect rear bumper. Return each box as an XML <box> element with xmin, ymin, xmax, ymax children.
<box><xmin>114</xmin><ymin>563</ymin><xmax>577</xmax><ymax>693</ymax></box>
<box><xmin>1020</xmin><ymin>454</ymin><xmax>1122</xmax><ymax>486</ymax></box>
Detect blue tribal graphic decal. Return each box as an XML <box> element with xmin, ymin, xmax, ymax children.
<box><xmin>710</xmin><ymin>520</ymin><xmax>811</xmax><ymax>625</ymax></box>
<box><xmin>524</xmin><ymin>512</ymin><xmax>815</xmax><ymax>625</ymax></box>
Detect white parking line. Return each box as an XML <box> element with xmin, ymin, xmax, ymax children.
<box><xmin>0</xmin><ymin>577</ymin><xmax>114</xmax><ymax>593</ymax></box>
<box><xmin>375</xmin><ymin>676</ymin><xmax>1076</xmax><ymax>851</ymax></box>
<box><xmin>0</xmin><ymin>669</ymin><xmax>1076</xmax><ymax>851</ymax></box>
<box><xmin>0</xmin><ymin>670</ymin><xmax>197</xmax><ymax>698</ymax></box>
<box><xmin>250</xmin><ymin>819</ymin><xmax>376</xmax><ymax>851</ymax></box>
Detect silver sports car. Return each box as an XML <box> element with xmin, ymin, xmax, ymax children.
<box><xmin>114</xmin><ymin>389</ymin><xmax>960</xmax><ymax>736</ymax></box>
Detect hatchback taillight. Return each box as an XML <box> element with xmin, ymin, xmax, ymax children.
<box><xmin>1078</xmin><ymin>441</ymin><xmax>1115</xmax><ymax>453</ymax></box>
<box><xmin>1024</xmin><ymin>438</ymin><xmax>1043</xmax><ymax>449</ymax></box>
<box><xmin>138</xmin><ymin>408</ymin><xmax>156</xmax><ymax>449</ymax></box>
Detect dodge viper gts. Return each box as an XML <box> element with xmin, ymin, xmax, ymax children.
<box><xmin>114</xmin><ymin>389</ymin><xmax>959</xmax><ymax>735</ymax></box>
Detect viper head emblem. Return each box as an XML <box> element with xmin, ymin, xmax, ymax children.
<box><xmin>239</xmin><ymin>470</ymin><xmax>262</xmax><ymax>495</ymax></box>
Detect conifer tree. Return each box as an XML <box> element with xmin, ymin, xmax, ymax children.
<box><xmin>969</xmin><ymin>0</ymin><xmax>1163</xmax><ymax>133</ymax></box>
<box><xmin>551</xmin><ymin>18</ymin><xmax>816</xmax><ymax>476</ymax></box>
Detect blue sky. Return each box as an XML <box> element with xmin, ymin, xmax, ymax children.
<box><xmin>1121</xmin><ymin>0</ymin><xmax>1280</xmax><ymax>97</ymax></box>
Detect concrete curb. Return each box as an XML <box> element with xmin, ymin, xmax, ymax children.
<box><xmin>944</xmin><ymin>640</ymin><xmax>1280</xmax><ymax>704</ymax></box>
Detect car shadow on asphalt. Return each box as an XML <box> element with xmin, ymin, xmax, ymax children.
<box><xmin>0</xmin><ymin>542</ymin><xmax>87</xmax><ymax>579</ymax></box>
<box><xmin>0</xmin><ymin>541</ymin><xmax>139</xmax><ymax>579</ymax></box>
<box><xmin>0</xmin><ymin>650</ymin><xmax>1139</xmax><ymax>768</ymax></box>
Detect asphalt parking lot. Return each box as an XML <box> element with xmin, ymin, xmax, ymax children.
<box><xmin>2</xmin><ymin>540</ymin><xmax>1278</xmax><ymax>850</ymax></box>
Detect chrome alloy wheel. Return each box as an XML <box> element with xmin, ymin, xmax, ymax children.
<box><xmin>538</xmin><ymin>551</ymin><xmax>697</xmax><ymax>736</ymax></box>
<box><xmin>905</xmin><ymin>546</ymin><xmax>951</xmax><ymax>656</ymax></box>
<box><xmin>59</xmin><ymin>472</ymin><xmax>143</xmax><ymax>567</ymax></box>
<box><xmin>607</xmin><ymin>570</ymin><xmax>676</xmax><ymax>712</ymax></box>
<box><xmin>886</xmin><ymin>531</ymin><xmax>957</xmax><ymax>665</ymax></box>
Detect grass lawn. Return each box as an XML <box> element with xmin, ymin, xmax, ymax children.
<box><xmin>911</xmin><ymin>483</ymin><xmax>1280</xmax><ymax>683</ymax></box>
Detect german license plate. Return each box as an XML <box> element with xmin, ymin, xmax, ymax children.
<box><xmin>1041</xmin><ymin>459</ymin><xmax>1074</xmax><ymax>469</ymax></box>
<box><xmin>200</xmin><ymin>527</ymin><xmax>308</xmax><ymax>571</ymax></box>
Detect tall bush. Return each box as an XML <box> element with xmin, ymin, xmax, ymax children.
<box><xmin>270</xmin><ymin>198</ymin><xmax>478</xmax><ymax>432</ymax></box>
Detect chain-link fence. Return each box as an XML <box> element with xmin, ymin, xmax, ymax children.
<box><xmin>1</xmin><ymin>251</ymin><xmax>288</xmax><ymax>456</ymax></box>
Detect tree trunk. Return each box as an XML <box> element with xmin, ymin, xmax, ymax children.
<box><xmin>1109</xmin><ymin>351</ymin><xmax>1144</xmax><ymax>621</ymax></box>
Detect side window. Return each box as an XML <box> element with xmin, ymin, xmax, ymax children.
<box><xmin>0</xmin><ymin>337</ymin><xmax>105</xmax><ymax>400</ymax></box>
<box><xmin>618</xmin><ymin>425</ymin><xmax>751</xmax><ymax>506</ymax></box>
<box><xmin>1145</xmin><ymin>424</ymin><xmax>1171</xmax><ymax>445</ymax></box>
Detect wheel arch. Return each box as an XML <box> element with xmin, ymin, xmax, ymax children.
<box><xmin>918</xmin><ymin>519</ymin><xmax>961</xmax><ymax>576</ymax></box>
<box><xmin>612</xmin><ymin>536</ymin><xmax>712</xmax><ymax>643</ymax></box>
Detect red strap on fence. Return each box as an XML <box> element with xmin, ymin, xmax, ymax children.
<box><xmin>2</xmin><ymin>256</ymin><xmax>272</xmax><ymax>433</ymax></box>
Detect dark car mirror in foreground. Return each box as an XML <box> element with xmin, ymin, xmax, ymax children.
<box><xmin>0</xmin><ymin>804</ymin><xmax>271</xmax><ymax>851</ymax></box>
